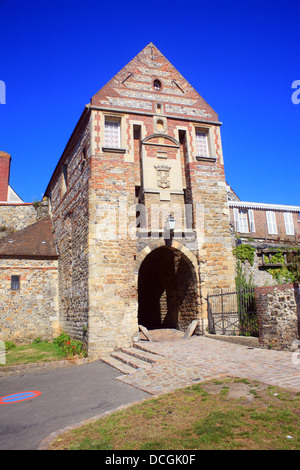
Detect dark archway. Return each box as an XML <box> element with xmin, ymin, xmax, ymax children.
<box><xmin>138</xmin><ymin>246</ymin><xmax>198</xmax><ymax>331</ymax></box>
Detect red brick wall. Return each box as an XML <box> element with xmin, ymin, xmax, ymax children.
<box><xmin>0</xmin><ymin>152</ymin><xmax>11</xmax><ymax>201</ymax></box>
<box><xmin>229</xmin><ymin>206</ymin><xmax>300</xmax><ymax>243</ymax></box>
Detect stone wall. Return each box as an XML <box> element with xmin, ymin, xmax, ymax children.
<box><xmin>0</xmin><ymin>200</ymin><xmax>48</xmax><ymax>233</ymax></box>
<box><xmin>88</xmin><ymin>138</ymin><xmax>138</xmax><ymax>356</ymax></box>
<box><xmin>48</xmin><ymin>111</ymin><xmax>91</xmax><ymax>349</ymax></box>
<box><xmin>241</xmin><ymin>252</ymin><xmax>277</xmax><ymax>287</ymax></box>
<box><xmin>0</xmin><ymin>258</ymin><xmax>59</xmax><ymax>343</ymax></box>
<box><xmin>255</xmin><ymin>283</ymin><xmax>300</xmax><ymax>350</ymax></box>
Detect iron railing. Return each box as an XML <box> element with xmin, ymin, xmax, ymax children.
<box><xmin>207</xmin><ymin>287</ymin><xmax>258</xmax><ymax>337</ymax></box>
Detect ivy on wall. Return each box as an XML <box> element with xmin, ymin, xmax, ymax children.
<box><xmin>233</xmin><ymin>244</ymin><xmax>256</xmax><ymax>266</ymax></box>
<box><xmin>266</xmin><ymin>249</ymin><xmax>300</xmax><ymax>283</ymax></box>
<box><xmin>233</xmin><ymin>243</ymin><xmax>300</xmax><ymax>286</ymax></box>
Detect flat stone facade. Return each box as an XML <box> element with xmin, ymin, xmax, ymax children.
<box><xmin>0</xmin><ymin>258</ymin><xmax>59</xmax><ymax>343</ymax></box>
<box><xmin>255</xmin><ymin>283</ymin><xmax>300</xmax><ymax>350</ymax></box>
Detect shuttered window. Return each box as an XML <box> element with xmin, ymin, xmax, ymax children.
<box><xmin>284</xmin><ymin>212</ymin><xmax>294</xmax><ymax>235</ymax></box>
<box><xmin>238</xmin><ymin>211</ymin><xmax>249</xmax><ymax>233</ymax></box>
<box><xmin>233</xmin><ymin>208</ymin><xmax>240</xmax><ymax>232</ymax></box>
<box><xmin>105</xmin><ymin>118</ymin><xmax>121</xmax><ymax>148</ymax></box>
<box><xmin>248</xmin><ymin>209</ymin><xmax>255</xmax><ymax>233</ymax></box>
<box><xmin>233</xmin><ymin>208</ymin><xmax>255</xmax><ymax>233</ymax></box>
<box><xmin>266</xmin><ymin>211</ymin><xmax>278</xmax><ymax>235</ymax></box>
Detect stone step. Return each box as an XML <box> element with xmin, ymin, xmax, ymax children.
<box><xmin>133</xmin><ymin>342</ymin><xmax>165</xmax><ymax>357</ymax></box>
<box><xmin>101</xmin><ymin>356</ymin><xmax>136</xmax><ymax>375</ymax></box>
<box><xmin>102</xmin><ymin>342</ymin><xmax>165</xmax><ymax>376</ymax></box>
<box><xmin>122</xmin><ymin>347</ymin><xmax>162</xmax><ymax>364</ymax></box>
<box><xmin>111</xmin><ymin>350</ymin><xmax>152</xmax><ymax>371</ymax></box>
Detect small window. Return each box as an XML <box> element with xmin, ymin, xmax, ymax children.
<box><xmin>153</xmin><ymin>79</ymin><xmax>161</xmax><ymax>90</ymax></box>
<box><xmin>62</xmin><ymin>163</ymin><xmax>68</xmax><ymax>193</ymax></box>
<box><xmin>11</xmin><ymin>275</ymin><xmax>20</xmax><ymax>291</ymax></box>
<box><xmin>105</xmin><ymin>117</ymin><xmax>121</xmax><ymax>148</ymax></box>
<box><xmin>196</xmin><ymin>130</ymin><xmax>209</xmax><ymax>158</ymax></box>
<box><xmin>81</xmin><ymin>147</ymin><xmax>87</xmax><ymax>172</ymax></box>
<box><xmin>156</xmin><ymin>119</ymin><xmax>164</xmax><ymax>131</ymax></box>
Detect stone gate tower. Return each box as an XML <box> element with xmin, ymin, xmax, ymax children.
<box><xmin>45</xmin><ymin>43</ymin><xmax>236</xmax><ymax>356</ymax></box>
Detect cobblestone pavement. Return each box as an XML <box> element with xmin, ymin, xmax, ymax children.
<box><xmin>118</xmin><ymin>334</ymin><xmax>300</xmax><ymax>395</ymax></box>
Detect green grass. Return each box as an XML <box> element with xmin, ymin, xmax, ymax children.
<box><xmin>49</xmin><ymin>378</ymin><xmax>300</xmax><ymax>451</ymax></box>
<box><xmin>1</xmin><ymin>341</ymin><xmax>67</xmax><ymax>367</ymax></box>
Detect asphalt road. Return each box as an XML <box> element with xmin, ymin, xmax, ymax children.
<box><xmin>0</xmin><ymin>360</ymin><xmax>149</xmax><ymax>450</ymax></box>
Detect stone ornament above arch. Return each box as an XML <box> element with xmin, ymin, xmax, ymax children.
<box><xmin>141</xmin><ymin>133</ymin><xmax>180</xmax><ymax>148</ymax></box>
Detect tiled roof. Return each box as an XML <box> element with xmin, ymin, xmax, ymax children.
<box><xmin>0</xmin><ymin>216</ymin><xmax>58</xmax><ymax>258</ymax></box>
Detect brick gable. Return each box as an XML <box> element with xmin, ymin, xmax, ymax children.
<box><xmin>91</xmin><ymin>43</ymin><xmax>219</xmax><ymax>123</ymax></box>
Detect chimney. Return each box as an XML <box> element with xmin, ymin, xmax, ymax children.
<box><xmin>0</xmin><ymin>152</ymin><xmax>11</xmax><ymax>201</ymax></box>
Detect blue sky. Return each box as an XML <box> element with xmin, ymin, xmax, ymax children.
<box><xmin>0</xmin><ymin>0</ymin><xmax>299</xmax><ymax>205</ymax></box>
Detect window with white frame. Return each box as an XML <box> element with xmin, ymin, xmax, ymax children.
<box><xmin>283</xmin><ymin>212</ymin><xmax>294</xmax><ymax>235</ymax></box>
<box><xmin>266</xmin><ymin>211</ymin><xmax>278</xmax><ymax>235</ymax></box>
<box><xmin>104</xmin><ymin>117</ymin><xmax>121</xmax><ymax>148</ymax></box>
<box><xmin>233</xmin><ymin>208</ymin><xmax>255</xmax><ymax>234</ymax></box>
<box><xmin>196</xmin><ymin>130</ymin><xmax>209</xmax><ymax>158</ymax></box>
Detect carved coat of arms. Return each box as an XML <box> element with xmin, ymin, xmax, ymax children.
<box><xmin>154</xmin><ymin>165</ymin><xmax>171</xmax><ymax>189</ymax></box>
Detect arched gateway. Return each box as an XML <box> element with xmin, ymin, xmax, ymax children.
<box><xmin>138</xmin><ymin>245</ymin><xmax>200</xmax><ymax>332</ymax></box>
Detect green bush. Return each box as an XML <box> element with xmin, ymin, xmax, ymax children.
<box><xmin>266</xmin><ymin>249</ymin><xmax>299</xmax><ymax>284</ymax></box>
<box><xmin>53</xmin><ymin>331</ymin><xmax>71</xmax><ymax>347</ymax></box>
<box><xmin>53</xmin><ymin>332</ymin><xmax>86</xmax><ymax>358</ymax></box>
<box><xmin>32</xmin><ymin>337</ymin><xmax>49</xmax><ymax>344</ymax></box>
<box><xmin>233</xmin><ymin>244</ymin><xmax>256</xmax><ymax>266</ymax></box>
<box><xmin>5</xmin><ymin>341</ymin><xmax>16</xmax><ymax>350</ymax></box>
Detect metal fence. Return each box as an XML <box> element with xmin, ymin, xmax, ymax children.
<box><xmin>207</xmin><ymin>287</ymin><xmax>258</xmax><ymax>337</ymax></box>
